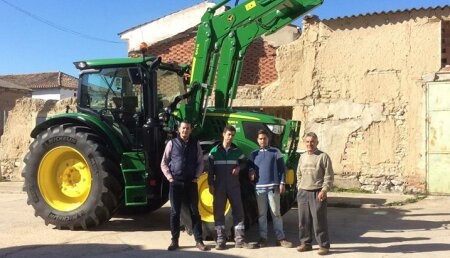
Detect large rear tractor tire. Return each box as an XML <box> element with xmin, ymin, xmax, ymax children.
<box><xmin>22</xmin><ymin>124</ymin><xmax>123</xmax><ymax>229</ymax></box>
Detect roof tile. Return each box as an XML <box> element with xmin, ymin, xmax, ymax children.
<box><xmin>0</xmin><ymin>72</ymin><xmax>78</xmax><ymax>90</ymax></box>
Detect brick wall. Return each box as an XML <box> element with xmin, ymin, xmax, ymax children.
<box><xmin>442</xmin><ymin>20</ymin><xmax>450</xmax><ymax>66</ymax></box>
<box><xmin>134</xmin><ymin>32</ymin><xmax>278</xmax><ymax>86</ymax></box>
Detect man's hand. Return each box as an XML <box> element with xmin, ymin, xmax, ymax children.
<box><xmin>209</xmin><ymin>185</ymin><xmax>215</xmax><ymax>195</ymax></box>
<box><xmin>248</xmin><ymin>169</ymin><xmax>256</xmax><ymax>181</ymax></box>
<box><xmin>279</xmin><ymin>184</ymin><xmax>285</xmax><ymax>194</ymax></box>
<box><xmin>231</xmin><ymin>166</ymin><xmax>240</xmax><ymax>176</ymax></box>
<box><xmin>168</xmin><ymin>178</ymin><xmax>174</xmax><ymax>183</ymax></box>
<box><xmin>318</xmin><ymin>191</ymin><xmax>327</xmax><ymax>202</ymax></box>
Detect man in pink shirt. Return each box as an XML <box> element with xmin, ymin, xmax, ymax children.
<box><xmin>160</xmin><ymin>121</ymin><xmax>208</xmax><ymax>251</ymax></box>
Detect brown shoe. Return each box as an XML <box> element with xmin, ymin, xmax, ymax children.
<box><xmin>276</xmin><ymin>239</ymin><xmax>293</xmax><ymax>248</ymax></box>
<box><xmin>318</xmin><ymin>247</ymin><xmax>329</xmax><ymax>255</ymax></box>
<box><xmin>196</xmin><ymin>241</ymin><xmax>210</xmax><ymax>251</ymax></box>
<box><xmin>296</xmin><ymin>244</ymin><xmax>312</xmax><ymax>252</ymax></box>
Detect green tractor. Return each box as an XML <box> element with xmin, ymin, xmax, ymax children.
<box><xmin>22</xmin><ymin>0</ymin><xmax>323</xmax><ymax>233</ymax></box>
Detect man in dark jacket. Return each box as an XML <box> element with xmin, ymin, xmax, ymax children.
<box><xmin>208</xmin><ymin>125</ymin><xmax>257</xmax><ymax>250</ymax></box>
<box><xmin>160</xmin><ymin>121</ymin><xmax>209</xmax><ymax>251</ymax></box>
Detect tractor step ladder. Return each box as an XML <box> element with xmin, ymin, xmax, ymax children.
<box><xmin>121</xmin><ymin>152</ymin><xmax>148</xmax><ymax>205</ymax></box>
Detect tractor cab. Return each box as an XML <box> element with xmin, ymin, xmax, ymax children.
<box><xmin>74</xmin><ymin>58</ymin><xmax>188</xmax><ymax>150</ymax></box>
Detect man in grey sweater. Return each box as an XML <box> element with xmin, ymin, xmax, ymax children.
<box><xmin>296</xmin><ymin>132</ymin><xmax>334</xmax><ymax>256</ymax></box>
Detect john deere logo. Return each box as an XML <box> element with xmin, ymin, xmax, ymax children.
<box><xmin>227</xmin><ymin>14</ymin><xmax>235</xmax><ymax>22</ymax></box>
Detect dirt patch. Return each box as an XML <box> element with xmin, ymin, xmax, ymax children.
<box><xmin>0</xmin><ymin>97</ymin><xmax>76</xmax><ymax>181</ymax></box>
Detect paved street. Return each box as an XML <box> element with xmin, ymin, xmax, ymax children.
<box><xmin>0</xmin><ymin>181</ymin><xmax>449</xmax><ymax>257</ymax></box>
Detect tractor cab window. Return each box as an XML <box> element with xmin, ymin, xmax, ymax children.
<box><xmin>79</xmin><ymin>67</ymin><xmax>144</xmax><ymax>141</ymax></box>
<box><xmin>79</xmin><ymin>67</ymin><xmax>142</xmax><ymax>114</ymax></box>
<box><xmin>156</xmin><ymin>69</ymin><xmax>186</xmax><ymax>110</ymax></box>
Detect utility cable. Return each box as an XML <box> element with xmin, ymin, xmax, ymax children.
<box><xmin>0</xmin><ymin>0</ymin><xmax>122</xmax><ymax>44</ymax></box>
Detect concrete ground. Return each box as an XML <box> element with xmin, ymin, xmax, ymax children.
<box><xmin>0</xmin><ymin>181</ymin><xmax>449</xmax><ymax>258</ymax></box>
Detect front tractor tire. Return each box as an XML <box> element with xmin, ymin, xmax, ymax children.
<box><xmin>22</xmin><ymin>124</ymin><xmax>123</xmax><ymax>229</ymax></box>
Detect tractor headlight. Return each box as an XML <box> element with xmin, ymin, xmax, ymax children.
<box><xmin>74</xmin><ymin>61</ymin><xmax>88</xmax><ymax>69</ymax></box>
<box><xmin>266</xmin><ymin>124</ymin><xmax>284</xmax><ymax>135</ymax></box>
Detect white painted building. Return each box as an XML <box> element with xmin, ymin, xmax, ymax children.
<box><xmin>119</xmin><ymin>2</ymin><xmax>226</xmax><ymax>51</ymax></box>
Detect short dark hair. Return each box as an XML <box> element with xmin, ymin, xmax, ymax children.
<box><xmin>305</xmin><ymin>132</ymin><xmax>318</xmax><ymax>140</ymax></box>
<box><xmin>179</xmin><ymin>120</ymin><xmax>192</xmax><ymax>127</ymax></box>
<box><xmin>223</xmin><ymin>125</ymin><xmax>236</xmax><ymax>134</ymax></box>
<box><xmin>257</xmin><ymin>129</ymin><xmax>269</xmax><ymax>138</ymax></box>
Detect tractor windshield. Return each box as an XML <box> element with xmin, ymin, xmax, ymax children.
<box><xmin>78</xmin><ymin>67</ymin><xmax>185</xmax><ymax>114</ymax></box>
<box><xmin>78</xmin><ymin>67</ymin><xmax>143</xmax><ymax>115</ymax></box>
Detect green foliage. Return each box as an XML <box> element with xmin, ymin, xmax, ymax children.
<box><xmin>331</xmin><ymin>187</ymin><xmax>372</xmax><ymax>194</ymax></box>
<box><xmin>385</xmin><ymin>195</ymin><xmax>427</xmax><ymax>207</ymax></box>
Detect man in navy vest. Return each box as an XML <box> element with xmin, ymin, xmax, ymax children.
<box><xmin>160</xmin><ymin>121</ymin><xmax>209</xmax><ymax>251</ymax></box>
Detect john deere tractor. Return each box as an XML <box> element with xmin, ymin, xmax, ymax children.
<box><xmin>22</xmin><ymin>0</ymin><xmax>323</xmax><ymax>233</ymax></box>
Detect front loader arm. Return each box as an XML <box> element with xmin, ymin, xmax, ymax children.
<box><xmin>179</xmin><ymin>0</ymin><xmax>323</xmax><ymax>125</ymax></box>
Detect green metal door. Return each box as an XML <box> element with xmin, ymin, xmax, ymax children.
<box><xmin>427</xmin><ymin>82</ymin><xmax>450</xmax><ymax>195</ymax></box>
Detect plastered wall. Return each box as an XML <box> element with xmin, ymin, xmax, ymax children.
<box><xmin>238</xmin><ymin>8</ymin><xmax>450</xmax><ymax>193</ymax></box>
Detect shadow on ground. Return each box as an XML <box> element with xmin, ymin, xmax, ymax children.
<box><xmin>280</xmin><ymin>196</ymin><xmax>450</xmax><ymax>254</ymax></box>
<box><xmin>0</xmin><ymin>244</ymin><xmax>242</xmax><ymax>258</ymax></box>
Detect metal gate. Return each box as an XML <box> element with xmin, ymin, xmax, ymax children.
<box><xmin>427</xmin><ymin>82</ymin><xmax>450</xmax><ymax>194</ymax></box>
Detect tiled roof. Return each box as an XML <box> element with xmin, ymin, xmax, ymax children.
<box><xmin>0</xmin><ymin>78</ymin><xmax>31</xmax><ymax>91</ymax></box>
<box><xmin>322</xmin><ymin>5</ymin><xmax>450</xmax><ymax>22</ymax></box>
<box><xmin>0</xmin><ymin>72</ymin><xmax>78</xmax><ymax>90</ymax></box>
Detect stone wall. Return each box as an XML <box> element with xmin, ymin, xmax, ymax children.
<box><xmin>239</xmin><ymin>7</ymin><xmax>450</xmax><ymax>193</ymax></box>
<box><xmin>0</xmin><ymin>88</ymin><xmax>31</xmax><ymax>135</ymax></box>
<box><xmin>0</xmin><ymin>97</ymin><xmax>76</xmax><ymax>181</ymax></box>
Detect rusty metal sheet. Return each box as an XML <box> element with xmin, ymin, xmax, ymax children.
<box><xmin>428</xmin><ymin>112</ymin><xmax>450</xmax><ymax>153</ymax></box>
<box><xmin>427</xmin><ymin>82</ymin><xmax>450</xmax><ymax>194</ymax></box>
<box><xmin>428</xmin><ymin>154</ymin><xmax>450</xmax><ymax>194</ymax></box>
<box><xmin>428</xmin><ymin>82</ymin><xmax>450</xmax><ymax>111</ymax></box>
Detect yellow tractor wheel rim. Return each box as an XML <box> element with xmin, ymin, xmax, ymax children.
<box><xmin>38</xmin><ymin>146</ymin><xmax>92</xmax><ymax>212</ymax></box>
<box><xmin>197</xmin><ymin>173</ymin><xmax>231</xmax><ymax>222</ymax></box>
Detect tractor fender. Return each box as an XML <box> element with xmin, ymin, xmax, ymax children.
<box><xmin>30</xmin><ymin>113</ymin><xmax>125</xmax><ymax>154</ymax></box>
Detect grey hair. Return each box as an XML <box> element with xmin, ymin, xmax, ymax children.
<box><xmin>305</xmin><ymin>132</ymin><xmax>318</xmax><ymax>140</ymax></box>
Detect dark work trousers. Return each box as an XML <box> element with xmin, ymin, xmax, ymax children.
<box><xmin>214</xmin><ymin>184</ymin><xmax>245</xmax><ymax>244</ymax></box>
<box><xmin>169</xmin><ymin>180</ymin><xmax>202</xmax><ymax>243</ymax></box>
<box><xmin>297</xmin><ymin>189</ymin><xmax>331</xmax><ymax>248</ymax></box>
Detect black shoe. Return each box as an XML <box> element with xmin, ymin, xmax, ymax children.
<box><xmin>215</xmin><ymin>242</ymin><xmax>226</xmax><ymax>250</ymax></box>
<box><xmin>168</xmin><ymin>241</ymin><xmax>179</xmax><ymax>251</ymax></box>
<box><xmin>235</xmin><ymin>242</ymin><xmax>258</xmax><ymax>249</ymax></box>
<box><xmin>196</xmin><ymin>241</ymin><xmax>210</xmax><ymax>251</ymax></box>
<box><xmin>258</xmin><ymin>238</ymin><xmax>267</xmax><ymax>248</ymax></box>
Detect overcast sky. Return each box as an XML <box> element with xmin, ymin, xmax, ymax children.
<box><xmin>0</xmin><ymin>0</ymin><xmax>448</xmax><ymax>77</ymax></box>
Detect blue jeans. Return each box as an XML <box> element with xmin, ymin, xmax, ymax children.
<box><xmin>169</xmin><ymin>180</ymin><xmax>202</xmax><ymax>242</ymax></box>
<box><xmin>256</xmin><ymin>187</ymin><xmax>285</xmax><ymax>240</ymax></box>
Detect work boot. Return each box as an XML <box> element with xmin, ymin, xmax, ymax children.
<box><xmin>235</xmin><ymin>241</ymin><xmax>258</xmax><ymax>249</ymax></box>
<box><xmin>167</xmin><ymin>241</ymin><xmax>179</xmax><ymax>251</ymax></box>
<box><xmin>296</xmin><ymin>243</ymin><xmax>312</xmax><ymax>252</ymax></box>
<box><xmin>318</xmin><ymin>247</ymin><xmax>330</xmax><ymax>255</ymax></box>
<box><xmin>275</xmin><ymin>239</ymin><xmax>293</xmax><ymax>248</ymax></box>
<box><xmin>258</xmin><ymin>238</ymin><xmax>267</xmax><ymax>248</ymax></box>
<box><xmin>196</xmin><ymin>241</ymin><xmax>210</xmax><ymax>251</ymax></box>
<box><xmin>215</xmin><ymin>242</ymin><xmax>226</xmax><ymax>250</ymax></box>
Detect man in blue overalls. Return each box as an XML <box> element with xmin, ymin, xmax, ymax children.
<box><xmin>208</xmin><ymin>125</ymin><xmax>257</xmax><ymax>250</ymax></box>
